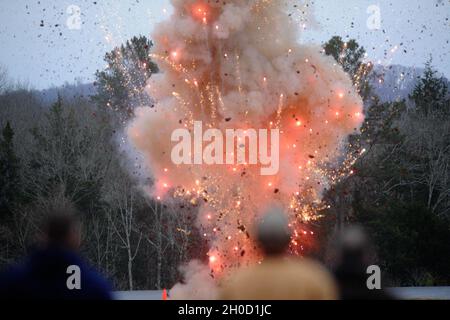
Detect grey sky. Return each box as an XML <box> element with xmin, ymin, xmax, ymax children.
<box><xmin>0</xmin><ymin>0</ymin><xmax>449</xmax><ymax>90</ymax></box>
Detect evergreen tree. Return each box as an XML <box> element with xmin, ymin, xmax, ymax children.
<box><xmin>323</xmin><ymin>36</ymin><xmax>374</xmax><ymax>101</ymax></box>
<box><xmin>93</xmin><ymin>36</ymin><xmax>159</xmax><ymax>119</ymax></box>
<box><xmin>410</xmin><ymin>59</ymin><xmax>449</xmax><ymax>116</ymax></box>
<box><xmin>0</xmin><ymin>121</ymin><xmax>20</xmax><ymax>219</ymax></box>
<box><xmin>29</xmin><ymin>96</ymin><xmax>106</xmax><ymax>213</ymax></box>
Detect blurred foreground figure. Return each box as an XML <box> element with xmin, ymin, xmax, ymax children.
<box><xmin>220</xmin><ymin>208</ymin><xmax>337</xmax><ymax>300</ymax></box>
<box><xmin>0</xmin><ymin>205</ymin><xmax>112</xmax><ymax>300</ymax></box>
<box><xmin>333</xmin><ymin>226</ymin><xmax>394</xmax><ymax>300</ymax></box>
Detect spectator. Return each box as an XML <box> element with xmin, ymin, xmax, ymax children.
<box><xmin>220</xmin><ymin>207</ymin><xmax>338</xmax><ymax>300</ymax></box>
<box><xmin>332</xmin><ymin>226</ymin><xmax>394</xmax><ymax>300</ymax></box>
<box><xmin>0</xmin><ymin>204</ymin><xmax>112</xmax><ymax>300</ymax></box>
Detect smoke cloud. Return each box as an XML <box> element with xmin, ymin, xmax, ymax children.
<box><xmin>127</xmin><ymin>0</ymin><xmax>364</xmax><ymax>298</ymax></box>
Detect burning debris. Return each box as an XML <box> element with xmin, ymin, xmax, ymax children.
<box><xmin>127</xmin><ymin>0</ymin><xmax>364</xmax><ymax>298</ymax></box>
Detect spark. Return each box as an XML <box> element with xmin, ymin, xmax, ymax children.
<box><xmin>171</xmin><ymin>51</ymin><xmax>179</xmax><ymax>60</ymax></box>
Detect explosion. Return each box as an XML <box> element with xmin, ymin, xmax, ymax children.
<box><xmin>127</xmin><ymin>0</ymin><xmax>364</xmax><ymax>298</ymax></box>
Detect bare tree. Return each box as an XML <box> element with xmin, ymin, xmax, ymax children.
<box><xmin>102</xmin><ymin>166</ymin><xmax>144</xmax><ymax>290</ymax></box>
<box><xmin>400</xmin><ymin>112</ymin><xmax>450</xmax><ymax>216</ymax></box>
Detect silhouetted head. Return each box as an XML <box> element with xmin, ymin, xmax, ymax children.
<box><xmin>41</xmin><ymin>204</ymin><xmax>81</xmax><ymax>251</ymax></box>
<box><xmin>257</xmin><ymin>207</ymin><xmax>291</xmax><ymax>256</ymax></box>
<box><xmin>337</xmin><ymin>225</ymin><xmax>371</xmax><ymax>272</ymax></box>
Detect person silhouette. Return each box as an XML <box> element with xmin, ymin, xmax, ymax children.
<box><xmin>220</xmin><ymin>206</ymin><xmax>338</xmax><ymax>300</ymax></box>
<box><xmin>332</xmin><ymin>226</ymin><xmax>394</xmax><ymax>300</ymax></box>
<box><xmin>0</xmin><ymin>204</ymin><xmax>112</xmax><ymax>300</ymax></box>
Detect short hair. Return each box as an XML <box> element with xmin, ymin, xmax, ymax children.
<box><xmin>257</xmin><ymin>207</ymin><xmax>291</xmax><ymax>255</ymax></box>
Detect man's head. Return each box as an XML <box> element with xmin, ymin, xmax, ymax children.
<box><xmin>257</xmin><ymin>206</ymin><xmax>291</xmax><ymax>256</ymax></box>
<box><xmin>41</xmin><ymin>204</ymin><xmax>81</xmax><ymax>251</ymax></box>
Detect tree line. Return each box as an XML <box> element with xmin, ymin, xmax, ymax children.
<box><xmin>320</xmin><ymin>36</ymin><xmax>450</xmax><ymax>286</ymax></box>
<box><xmin>0</xmin><ymin>35</ymin><xmax>449</xmax><ymax>288</ymax></box>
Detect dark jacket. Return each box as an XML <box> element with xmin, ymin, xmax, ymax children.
<box><xmin>334</xmin><ymin>265</ymin><xmax>395</xmax><ymax>300</ymax></box>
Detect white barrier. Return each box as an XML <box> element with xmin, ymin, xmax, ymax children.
<box><xmin>113</xmin><ymin>287</ymin><xmax>450</xmax><ymax>300</ymax></box>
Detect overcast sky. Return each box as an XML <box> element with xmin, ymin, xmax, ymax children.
<box><xmin>0</xmin><ymin>0</ymin><xmax>449</xmax><ymax>89</ymax></box>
